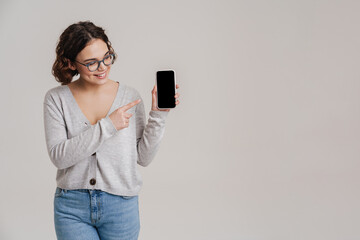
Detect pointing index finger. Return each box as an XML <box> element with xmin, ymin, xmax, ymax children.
<box><xmin>120</xmin><ymin>99</ymin><xmax>141</xmax><ymax>111</ymax></box>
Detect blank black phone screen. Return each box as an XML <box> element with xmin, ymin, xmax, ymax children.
<box><xmin>156</xmin><ymin>70</ymin><xmax>176</xmax><ymax>108</ymax></box>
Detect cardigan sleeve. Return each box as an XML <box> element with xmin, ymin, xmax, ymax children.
<box><xmin>43</xmin><ymin>99</ymin><xmax>118</xmax><ymax>170</ymax></box>
<box><xmin>135</xmin><ymin>94</ymin><xmax>169</xmax><ymax>167</ymax></box>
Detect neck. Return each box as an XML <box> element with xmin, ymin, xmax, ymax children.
<box><xmin>76</xmin><ymin>78</ymin><xmax>112</xmax><ymax>94</ymax></box>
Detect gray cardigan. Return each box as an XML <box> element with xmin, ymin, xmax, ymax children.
<box><xmin>43</xmin><ymin>81</ymin><xmax>168</xmax><ymax>196</ymax></box>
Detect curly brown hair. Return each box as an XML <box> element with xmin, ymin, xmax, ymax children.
<box><xmin>52</xmin><ymin>21</ymin><xmax>117</xmax><ymax>85</ymax></box>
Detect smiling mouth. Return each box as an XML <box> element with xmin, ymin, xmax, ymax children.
<box><xmin>94</xmin><ymin>72</ymin><xmax>106</xmax><ymax>77</ymax></box>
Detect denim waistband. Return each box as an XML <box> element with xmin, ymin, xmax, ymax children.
<box><xmin>57</xmin><ymin>187</ymin><xmax>102</xmax><ymax>193</ymax></box>
<box><xmin>55</xmin><ymin>187</ymin><xmax>137</xmax><ymax>199</ymax></box>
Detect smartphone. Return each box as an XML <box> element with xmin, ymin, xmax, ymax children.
<box><xmin>156</xmin><ymin>70</ymin><xmax>176</xmax><ymax>109</ymax></box>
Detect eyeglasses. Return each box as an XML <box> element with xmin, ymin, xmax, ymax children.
<box><xmin>75</xmin><ymin>53</ymin><xmax>115</xmax><ymax>72</ymax></box>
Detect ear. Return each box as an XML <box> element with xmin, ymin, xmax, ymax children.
<box><xmin>67</xmin><ymin>59</ymin><xmax>77</xmax><ymax>71</ymax></box>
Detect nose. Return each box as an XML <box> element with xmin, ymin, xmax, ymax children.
<box><xmin>97</xmin><ymin>61</ymin><xmax>107</xmax><ymax>71</ymax></box>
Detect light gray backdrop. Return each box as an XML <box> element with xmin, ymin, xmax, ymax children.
<box><xmin>0</xmin><ymin>0</ymin><xmax>359</xmax><ymax>239</ymax></box>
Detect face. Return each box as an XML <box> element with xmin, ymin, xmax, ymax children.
<box><xmin>69</xmin><ymin>38</ymin><xmax>112</xmax><ymax>85</ymax></box>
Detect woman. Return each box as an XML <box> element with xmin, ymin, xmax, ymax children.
<box><xmin>43</xmin><ymin>21</ymin><xmax>180</xmax><ymax>240</ymax></box>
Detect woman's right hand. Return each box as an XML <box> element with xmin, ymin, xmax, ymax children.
<box><xmin>109</xmin><ymin>99</ymin><xmax>141</xmax><ymax>131</ymax></box>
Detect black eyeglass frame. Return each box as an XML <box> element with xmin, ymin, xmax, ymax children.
<box><xmin>74</xmin><ymin>53</ymin><xmax>115</xmax><ymax>72</ymax></box>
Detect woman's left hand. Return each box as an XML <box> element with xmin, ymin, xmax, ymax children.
<box><xmin>151</xmin><ymin>84</ymin><xmax>180</xmax><ymax>112</ymax></box>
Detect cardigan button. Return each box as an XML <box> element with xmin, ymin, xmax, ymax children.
<box><xmin>92</xmin><ymin>152</ymin><xmax>96</xmax><ymax>156</ymax></box>
<box><xmin>89</xmin><ymin>178</ymin><xmax>96</xmax><ymax>185</ymax></box>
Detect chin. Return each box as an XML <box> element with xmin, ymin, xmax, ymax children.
<box><xmin>93</xmin><ymin>72</ymin><xmax>111</xmax><ymax>83</ymax></box>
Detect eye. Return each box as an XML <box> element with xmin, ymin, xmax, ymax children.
<box><xmin>88</xmin><ymin>61</ymin><xmax>97</xmax><ymax>66</ymax></box>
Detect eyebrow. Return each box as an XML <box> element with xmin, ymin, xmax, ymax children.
<box><xmin>83</xmin><ymin>50</ymin><xmax>110</xmax><ymax>62</ymax></box>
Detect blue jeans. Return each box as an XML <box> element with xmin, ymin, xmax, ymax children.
<box><xmin>54</xmin><ymin>187</ymin><xmax>140</xmax><ymax>240</ymax></box>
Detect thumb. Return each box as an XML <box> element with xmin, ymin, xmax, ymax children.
<box><xmin>152</xmin><ymin>85</ymin><xmax>156</xmax><ymax>103</ymax></box>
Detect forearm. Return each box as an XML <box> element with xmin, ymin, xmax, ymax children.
<box><xmin>44</xmin><ymin>103</ymin><xmax>117</xmax><ymax>169</ymax></box>
<box><xmin>137</xmin><ymin>110</ymin><xmax>168</xmax><ymax>166</ymax></box>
